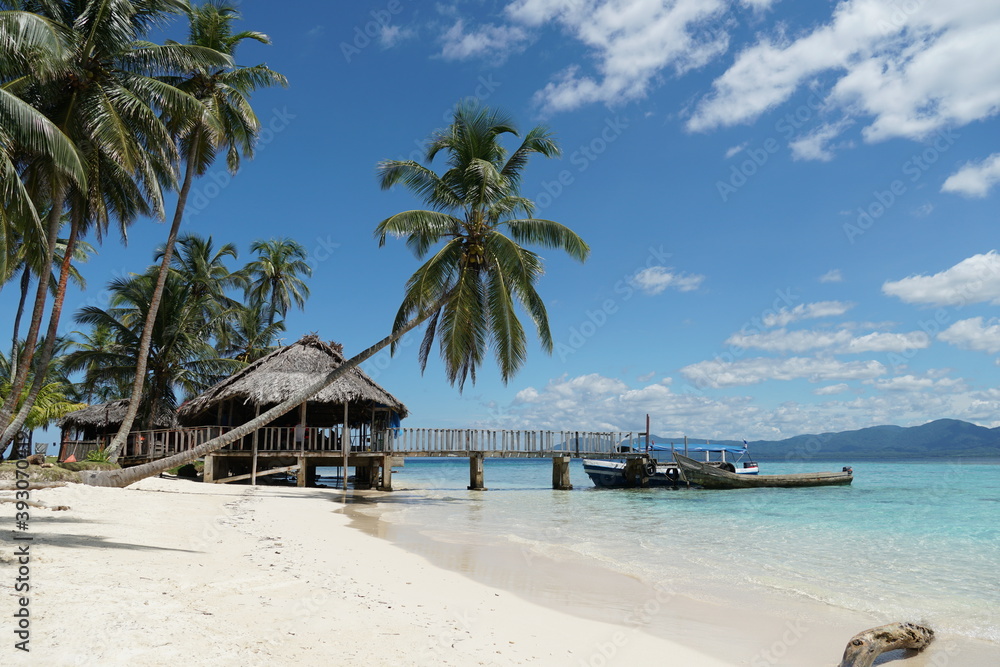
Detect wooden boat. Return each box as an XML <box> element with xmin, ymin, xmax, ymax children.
<box><xmin>673</xmin><ymin>453</ymin><xmax>853</xmax><ymax>489</ymax></box>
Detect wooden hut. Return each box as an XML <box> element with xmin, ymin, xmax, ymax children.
<box><xmin>177</xmin><ymin>334</ymin><xmax>407</xmax><ymax>488</ymax></box>
<box><xmin>57</xmin><ymin>399</ymin><xmax>178</xmax><ymax>462</ymax></box>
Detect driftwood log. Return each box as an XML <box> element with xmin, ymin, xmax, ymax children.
<box><xmin>840</xmin><ymin>622</ymin><xmax>934</xmax><ymax>667</ymax></box>
<box><xmin>0</xmin><ymin>497</ymin><xmax>70</xmax><ymax>510</ymax></box>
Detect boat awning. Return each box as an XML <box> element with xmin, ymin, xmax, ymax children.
<box><xmin>649</xmin><ymin>444</ymin><xmax>748</xmax><ymax>455</ymax></box>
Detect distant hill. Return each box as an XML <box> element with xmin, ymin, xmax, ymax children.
<box><xmin>643</xmin><ymin>419</ymin><xmax>1000</xmax><ymax>460</ymax></box>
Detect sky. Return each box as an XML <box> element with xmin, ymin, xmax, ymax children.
<box><xmin>9</xmin><ymin>0</ymin><xmax>1000</xmax><ymax>442</ymax></box>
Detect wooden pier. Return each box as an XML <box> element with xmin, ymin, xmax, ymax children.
<box><xmin>58</xmin><ymin>426</ymin><xmax>637</xmax><ymax>490</ymax></box>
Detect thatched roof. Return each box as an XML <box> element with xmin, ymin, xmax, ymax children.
<box><xmin>177</xmin><ymin>334</ymin><xmax>408</xmax><ymax>423</ymax></box>
<box><xmin>58</xmin><ymin>399</ymin><xmax>178</xmax><ymax>430</ymax></box>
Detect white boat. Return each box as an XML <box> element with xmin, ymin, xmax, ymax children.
<box><xmin>584</xmin><ymin>442</ymin><xmax>758</xmax><ymax>488</ymax></box>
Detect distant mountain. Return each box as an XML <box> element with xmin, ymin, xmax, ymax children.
<box><xmin>643</xmin><ymin>419</ymin><xmax>1000</xmax><ymax>460</ymax></box>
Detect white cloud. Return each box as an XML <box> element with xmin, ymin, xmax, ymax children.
<box><xmin>631</xmin><ymin>266</ymin><xmax>705</xmax><ymax>294</ymax></box>
<box><xmin>636</xmin><ymin>371</ymin><xmax>657</xmax><ymax>382</ymax></box>
<box><xmin>819</xmin><ymin>269</ymin><xmax>843</xmax><ymax>283</ymax></box>
<box><xmin>726</xmin><ymin>328</ymin><xmax>852</xmax><ymax>353</ymax></box>
<box><xmin>843</xmin><ymin>331</ymin><xmax>930</xmax><ymax>354</ymax></box>
<box><xmin>688</xmin><ymin>1</ymin><xmax>1000</xmax><ymax>143</ymax></box>
<box><xmin>789</xmin><ymin>120</ymin><xmax>853</xmax><ymax>161</ymax></box>
<box><xmin>482</xmin><ymin>371</ymin><xmax>1000</xmax><ymax>439</ymax></box>
<box><xmin>938</xmin><ymin>317</ymin><xmax>1000</xmax><ymax>354</ymax></box>
<box><xmin>762</xmin><ymin>301</ymin><xmax>853</xmax><ymax>327</ymax></box>
<box><xmin>726</xmin><ymin>328</ymin><xmax>930</xmax><ymax>354</ymax></box>
<box><xmin>882</xmin><ymin>251</ymin><xmax>1000</xmax><ymax>306</ymax></box>
<box><xmin>680</xmin><ymin>357</ymin><xmax>886</xmax><ymax>388</ymax></box>
<box><xmin>506</xmin><ymin>0</ymin><xmax>730</xmax><ymax>113</ymax></box>
<box><xmin>380</xmin><ymin>24</ymin><xmax>416</xmax><ymax>49</ymax></box>
<box><xmin>865</xmin><ymin>374</ymin><xmax>962</xmax><ymax>392</ymax></box>
<box><xmin>724</xmin><ymin>142</ymin><xmax>748</xmax><ymax>158</ymax></box>
<box><xmin>941</xmin><ymin>153</ymin><xmax>1000</xmax><ymax>197</ymax></box>
<box><xmin>440</xmin><ymin>19</ymin><xmax>529</xmax><ymax>61</ymax></box>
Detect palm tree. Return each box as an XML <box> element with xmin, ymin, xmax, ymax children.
<box><xmin>65</xmin><ymin>270</ymin><xmax>241</xmax><ymax>430</ymax></box>
<box><xmin>0</xmin><ymin>0</ymin><xmax>233</xmax><ymax>446</ymax></box>
<box><xmin>216</xmin><ymin>301</ymin><xmax>285</xmax><ymax>363</ymax></box>
<box><xmin>106</xmin><ymin>0</ymin><xmax>287</xmax><ymax>461</ymax></box>
<box><xmin>242</xmin><ymin>238</ymin><xmax>311</xmax><ymax>327</ymax></box>
<box><xmin>80</xmin><ymin>100</ymin><xmax>589</xmax><ymax>487</ymax></box>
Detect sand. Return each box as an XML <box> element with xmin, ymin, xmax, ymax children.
<box><xmin>3</xmin><ymin>478</ymin><xmax>731</xmax><ymax>666</ymax></box>
<box><xmin>3</xmin><ymin>477</ymin><xmax>997</xmax><ymax>666</ymax></box>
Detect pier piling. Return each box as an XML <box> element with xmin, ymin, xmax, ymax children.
<box><xmin>468</xmin><ymin>453</ymin><xmax>486</xmax><ymax>490</ymax></box>
<box><xmin>552</xmin><ymin>456</ymin><xmax>572</xmax><ymax>490</ymax></box>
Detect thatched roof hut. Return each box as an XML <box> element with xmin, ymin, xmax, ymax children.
<box><xmin>177</xmin><ymin>334</ymin><xmax>408</xmax><ymax>428</ymax></box>
<box><xmin>58</xmin><ymin>399</ymin><xmax>178</xmax><ymax>439</ymax></box>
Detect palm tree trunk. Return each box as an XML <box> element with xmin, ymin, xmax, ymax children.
<box><xmin>10</xmin><ymin>266</ymin><xmax>31</xmax><ymax>369</ymax></box>
<box><xmin>81</xmin><ymin>294</ymin><xmax>450</xmax><ymax>487</ymax></box>
<box><xmin>105</xmin><ymin>152</ymin><xmax>197</xmax><ymax>462</ymax></box>
<box><xmin>0</xmin><ymin>211</ymin><xmax>80</xmax><ymax>447</ymax></box>
<box><xmin>0</xmin><ymin>184</ymin><xmax>65</xmax><ymax>434</ymax></box>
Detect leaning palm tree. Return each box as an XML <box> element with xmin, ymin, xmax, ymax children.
<box><xmin>105</xmin><ymin>0</ymin><xmax>287</xmax><ymax>461</ymax></box>
<box><xmin>81</xmin><ymin>100</ymin><xmax>589</xmax><ymax>487</ymax></box>
<box><xmin>241</xmin><ymin>238</ymin><xmax>311</xmax><ymax>327</ymax></box>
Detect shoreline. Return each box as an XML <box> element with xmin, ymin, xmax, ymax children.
<box><xmin>343</xmin><ymin>480</ymin><xmax>1000</xmax><ymax>667</ymax></box>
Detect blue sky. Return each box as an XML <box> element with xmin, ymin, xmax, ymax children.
<box><xmin>12</xmin><ymin>0</ymin><xmax>1000</xmax><ymax>441</ymax></box>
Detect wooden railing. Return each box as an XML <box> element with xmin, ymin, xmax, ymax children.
<box><xmin>389</xmin><ymin>428</ymin><xmax>633</xmax><ymax>456</ymax></box>
<box><xmin>60</xmin><ymin>426</ymin><xmax>635</xmax><ymax>462</ymax></box>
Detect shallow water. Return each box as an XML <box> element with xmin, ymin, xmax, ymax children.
<box><xmin>323</xmin><ymin>457</ymin><xmax>1000</xmax><ymax>644</ymax></box>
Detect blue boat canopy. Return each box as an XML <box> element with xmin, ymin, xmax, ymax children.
<box><xmin>648</xmin><ymin>443</ymin><xmax>748</xmax><ymax>455</ymax></box>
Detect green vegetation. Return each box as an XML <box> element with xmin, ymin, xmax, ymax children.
<box><xmin>0</xmin><ymin>2</ymin><xmax>292</xmax><ymax>459</ymax></box>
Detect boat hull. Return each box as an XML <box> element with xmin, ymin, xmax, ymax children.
<box><xmin>582</xmin><ymin>459</ymin><xmax>687</xmax><ymax>488</ymax></box>
<box><xmin>673</xmin><ymin>453</ymin><xmax>853</xmax><ymax>489</ymax></box>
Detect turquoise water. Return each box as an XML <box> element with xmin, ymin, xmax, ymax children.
<box><xmin>335</xmin><ymin>458</ymin><xmax>1000</xmax><ymax>643</ymax></box>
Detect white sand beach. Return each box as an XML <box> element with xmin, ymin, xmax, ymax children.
<box><xmin>4</xmin><ymin>478</ymin><xmax>997</xmax><ymax>666</ymax></box>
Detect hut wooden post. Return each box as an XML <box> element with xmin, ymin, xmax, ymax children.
<box><xmin>341</xmin><ymin>402</ymin><xmax>349</xmax><ymax>491</ymax></box>
<box><xmin>251</xmin><ymin>404</ymin><xmax>260</xmax><ymax>486</ymax></box>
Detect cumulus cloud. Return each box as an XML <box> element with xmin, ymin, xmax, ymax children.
<box><xmin>938</xmin><ymin>317</ymin><xmax>1000</xmax><ymax>354</ymax></box>
<box><xmin>680</xmin><ymin>357</ymin><xmax>886</xmax><ymax>388</ymax></box>
<box><xmin>726</xmin><ymin>328</ymin><xmax>930</xmax><ymax>354</ymax></box>
<box><xmin>814</xmin><ymin>383</ymin><xmax>849</xmax><ymax>396</ymax></box>
<box><xmin>481</xmin><ymin>371</ymin><xmax>998</xmax><ymax>439</ymax></box>
<box><xmin>380</xmin><ymin>24</ymin><xmax>416</xmax><ymax>49</ymax></box>
<box><xmin>882</xmin><ymin>251</ymin><xmax>1000</xmax><ymax>306</ymax></box>
<box><xmin>440</xmin><ymin>19</ymin><xmax>529</xmax><ymax>61</ymax></box>
<box><xmin>762</xmin><ymin>301</ymin><xmax>853</xmax><ymax>327</ymax></box>
<box><xmin>724</xmin><ymin>142</ymin><xmax>748</xmax><ymax>158</ymax></box>
<box><xmin>864</xmin><ymin>374</ymin><xmax>964</xmax><ymax>393</ymax></box>
<box><xmin>843</xmin><ymin>331</ymin><xmax>931</xmax><ymax>354</ymax></box>
<box><xmin>819</xmin><ymin>269</ymin><xmax>843</xmax><ymax>283</ymax></box>
<box><xmin>726</xmin><ymin>328</ymin><xmax>852</xmax><ymax>353</ymax></box>
<box><xmin>789</xmin><ymin>120</ymin><xmax>853</xmax><ymax>161</ymax></box>
<box><xmin>941</xmin><ymin>153</ymin><xmax>1000</xmax><ymax>197</ymax></box>
<box><xmin>688</xmin><ymin>1</ymin><xmax>1000</xmax><ymax>143</ymax></box>
<box><xmin>631</xmin><ymin>266</ymin><xmax>705</xmax><ymax>294</ymax></box>
<box><xmin>506</xmin><ymin>0</ymin><xmax>730</xmax><ymax>113</ymax></box>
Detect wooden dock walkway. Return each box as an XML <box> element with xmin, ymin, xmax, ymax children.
<box><xmin>58</xmin><ymin>426</ymin><xmax>639</xmax><ymax>490</ymax></box>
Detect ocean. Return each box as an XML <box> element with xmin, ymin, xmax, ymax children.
<box><xmin>329</xmin><ymin>457</ymin><xmax>1000</xmax><ymax>647</ymax></box>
